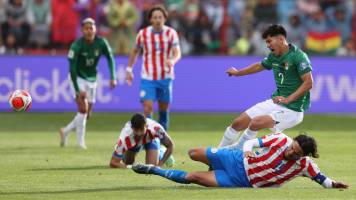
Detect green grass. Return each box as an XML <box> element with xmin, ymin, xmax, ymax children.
<box><xmin>0</xmin><ymin>113</ymin><xmax>355</xmax><ymax>200</ymax></box>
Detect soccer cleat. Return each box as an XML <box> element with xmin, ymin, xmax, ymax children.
<box><xmin>132</xmin><ymin>163</ymin><xmax>155</xmax><ymax>174</ymax></box>
<box><xmin>78</xmin><ymin>143</ymin><xmax>87</xmax><ymax>150</ymax></box>
<box><xmin>59</xmin><ymin>127</ymin><xmax>68</xmax><ymax>147</ymax></box>
<box><xmin>165</xmin><ymin>155</ymin><xmax>175</xmax><ymax>167</ymax></box>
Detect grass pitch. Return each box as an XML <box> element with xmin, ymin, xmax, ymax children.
<box><xmin>0</xmin><ymin>113</ymin><xmax>355</xmax><ymax>200</ymax></box>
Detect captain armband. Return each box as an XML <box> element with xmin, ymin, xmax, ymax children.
<box><xmin>312</xmin><ymin>172</ymin><xmax>333</xmax><ymax>188</ymax></box>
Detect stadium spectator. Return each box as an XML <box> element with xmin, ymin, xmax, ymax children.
<box><xmin>132</xmin><ymin>133</ymin><xmax>348</xmax><ymax>189</ymax></box>
<box><xmin>219</xmin><ymin>24</ymin><xmax>313</xmax><ymax>150</ymax></box>
<box><xmin>125</xmin><ymin>5</ymin><xmax>181</xmax><ymax>131</ymax></box>
<box><xmin>253</xmin><ymin>0</ymin><xmax>278</xmax><ymax>28</ymax></box>
<box><xmin>59</xmin><ymin>18</ymin><xmax>117</xmax><ymax>149</ymax></box>
<box><xmin>106</xmin><ymin>0</ymin><xmax>138</xmax><ymax>54</ymax></box>
<box><xmin>109</xmin><ymin>113</ymin><xmax>174</xmax><ymax>168</ymax></box>
<box><xmin>27</xmin><ymin>0</ymin><xmax>51</xmax><ymax>48</ymax></box>
<box><xmin>336</xmin><ymin>37</ymin><xmax>356</xmax><ymax>56</ymax></box>
<box><xmin>284</xmin><ymin>13</ymin><xmax>305</xmax><ymax>49</ymax></box>
<box><xmin>325</xmin><ymin>5</ymin><xmax>352</xmax><ymax>43</ymax></box>
<box><xmin>277</xmin><ymin>0</ymin><xmax>297</xmax><ymax>25</ymax></box>
<box><xmin>51</xmin><ymin>0</ymin><xmax>78</xmax><ymax>48</ymax></box>
<box><xmin>1</xmin><ymin>0</ymin><xmax>30</xmax><ymax>53</ymax></box>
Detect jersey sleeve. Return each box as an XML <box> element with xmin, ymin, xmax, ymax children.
<box><xmin>113</xmin><ymin>126</ymin><xmax>130</xmax><ymax>158</ymax></box>
<box><xmin>67</xmin><ymin>42</ymin><xmax>80</xmax><ymax>94</ymax></box>
<box><xmin>170</xmin><ymin>29</ymin><xmax>180</xmax><ymax>47</ymax></box>
<box><xmin>303</xmin><ymin>157</ymin><xmax>334</xmax><ymax>188</ymax></box>
<box><xmin>153</xmin><ymin>124</ymin><xmax>167</xmax><ymax>140</ymax></box>
<box><xmin>260</xmin><ymin>54</ymin><xmax>273</xmax><ymax>70</ymax></box>
<box><xmin>101</xmin><ymin>38</ymin><xmax>116</xmax><ymax>80</ymax></box>
<box><xmin>135</xmin><ymin>30</ymin><xmax>143</xmax><ymax>49</ymax></box>
<box><xmin>296</xmin><ymin>52</ymin><xmax>312</xmax><ymax>76</ymax></box>
<box><xmin>257</xmin><ymin>133</ymin><xmax>286</xmax><ymax>148</ymax></box>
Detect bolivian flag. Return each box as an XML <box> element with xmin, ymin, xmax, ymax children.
<box><xmin>305</xmin><ymin>31</ymin><xmax>341</xmax><ymax>55</ymax></box>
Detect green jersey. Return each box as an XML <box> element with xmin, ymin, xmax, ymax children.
<box><xmin>68</xmin><ymin>36</ymin><xmax>116</xmax><ymax>93</ymax></box>
<box><xmin>261</xmin><ymin>44</ymin><xmax>312</xmax><ymax>112</ymax></box>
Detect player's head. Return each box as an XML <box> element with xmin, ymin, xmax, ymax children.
<box><xmin>148</xmin><ymin>5</ymin><xmax>168</xmax><ymax>29</ymax></box>
<box><xmin>81</xmin><ymin>18</ymin><xmax>97</xmax><ymax>41</ymax></box>
<box><xmin>130</xmin><ymin>113</ymin><xmax>147</xmax><ymax>137</ymax></box>
<box><xmin>284</xmin><ymin>134</ymin><xmax>319</xmax><ymax>160</ymax></box>
<box><xmin>262</xmin><ymin>24</ymin><xmax>287</xmax><ymax>56</ymax></box>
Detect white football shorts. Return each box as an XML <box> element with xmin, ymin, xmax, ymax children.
<box><xmin>70</xmin><ymin>76</ymin><xmax>97</xmax><ymax>103</ymax></box>
<box><xmin>245</xmin><ymin>99</ymin><xmax>303</xmax><ymax>132</ymax></box>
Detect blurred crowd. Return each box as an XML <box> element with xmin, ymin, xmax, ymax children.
<box><xmin>0</xmin><ymin>0</ymin><xmax>355</xmax><ymax>56</ymax></box>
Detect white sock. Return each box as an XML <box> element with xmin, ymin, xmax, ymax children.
<box><xmin>63</xmin><ymin>113</ymin><xmax>79</xmax><ymax>135</ymax></box>
<box><xmin>218</xmin><ymin>126</ymin><xmax>240</xmax><ymax>147</ymax></box>
<box><xmin>235</xmin><ymin>128</ymin><xmax>258</xmax><ymax>150</ymax></box>
<box><xmin>76</xmin><ymin>112</ymin><xmax>87</xmax><ymax>146</ymax></box>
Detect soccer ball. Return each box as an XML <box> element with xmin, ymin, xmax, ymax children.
<box><xmin>8</xmin><ymin>89</ymin><xmax>32</xmax><ymax>112</ymax></box>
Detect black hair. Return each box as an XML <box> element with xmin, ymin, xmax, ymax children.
<box><xmin>294</xmin><ymin>134</ymin><xmax>319</xmax><ymax>158</ymax></box>
<box><xmin>130</xmin><ymin>113</ymin><xmax>147</xmax><ymax>130</ymax></box>
<box><xmin>147</xmin><ymin>5</ymin><xmax>168</xmax><ymax>20</ymax></box>
<box><xmin>262</xmin><ymin>24</ymin><xmax>287</xmax><ymax>39</ymax></box>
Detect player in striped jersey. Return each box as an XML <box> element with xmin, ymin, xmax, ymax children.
<box><xmin>109</xmin><ymin>113</ymin><xmax>174</xmax><ymax>169</ymax></box>
<box><xmin>125</xmin><ymin>5</ymin><xmax>181</xmax><ymax>131</ymax></box>
<box><xmin>132</xmin><ymin>133</ymin><xmax>348</xmax><ymax>189</ymax></box>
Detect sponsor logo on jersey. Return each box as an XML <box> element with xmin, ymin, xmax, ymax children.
<box><xmin>283</xmin><ymin>62</ymin><xmax>289</xmax><ymax>70</ymax></box>
<box><xmin>94</xmin><ymin>49</ymin><xmax>99</xmax><ymax>56</ymax></box>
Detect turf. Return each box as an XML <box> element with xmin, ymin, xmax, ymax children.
<box><xmin>0</xmin><ymin>112</ymin><xmax>355</xmax><ymax>200</ymax></box>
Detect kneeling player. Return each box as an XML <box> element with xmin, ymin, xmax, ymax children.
<box><xmin>110</xmin><ymin>113</ymin><xmax>174</xmax><ymax>168</ymax></box>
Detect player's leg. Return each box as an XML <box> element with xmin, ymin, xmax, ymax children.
<box><xmin>123</xmin><ymin>150</ymin><xmax>138</xmax><ymax>165</ymax></box>
<box><xmin>87</xmin><ymin>102</ymin><xmax>93</xmax><ymax>119</ymax></box>
<box><xmin>75</xmin><ymin>93</ymin><xmax>88</xmax><ymax>149</ymax></box>
<box><xmin>140</xmin><ymin>79</ymin><xmax>156</xmax><ymax>118</ymax></box>
<box><xmin>233</xmin><ymin>99</ymin><xmax>277</xmax><ymax>149</ymax></box>
<box><xmin>157</xmin><ymin>79</ymin><xmax>172</xmax><ymax>130</ymax></box>
<box><xmin>270</xmin><ymin>105</ymin><xmax>304</xmax><ymax>132</ymax></box>
<box><xmin>218</xmin><ymin>112</ymin><xmax>251</xmax><ymax>147</ymax></box>
<box><xmin>188</xmin><ymin>147</ymin><xmax>210</xmax><ymax>165</ymax></box>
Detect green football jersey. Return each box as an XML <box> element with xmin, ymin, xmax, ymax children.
<box><xmin>68</xmin><ymin>36</ymin><xmax>116</xmax><ymax>93</ymax></box>
<box><xmin>261</xmin><ymin>44</ymin><xmax>312</xmax><ymax>112</ymax></box>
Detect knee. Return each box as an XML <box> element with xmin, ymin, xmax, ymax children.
<box><xmin>231</xmin><ymin>118</ymin><xmax>248</xmax><ymax>131</ymax></box>
<box><xmin>185</xmin><ymin>173</ymin><xmax>199</xmax><ymax>182</ymax></box>
<box><xmin>249</xmin><ymin>118</ymin><xmax>263</xmax><ymax>131</ymax></box>
<box><xmin>188</xmin><ymin>148</ymin><xmax>200</xmax><ymax>160</ymax></box>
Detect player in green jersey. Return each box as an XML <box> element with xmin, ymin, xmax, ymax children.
<box><xmin>59</xmin><ymin>18</ymin><xmax>117</xmax><ymax>149</ymax></box>
<box><xmin>219</xmin><ymin>24</ymin><xmax>313</xmax><ymax>150</ymax></box>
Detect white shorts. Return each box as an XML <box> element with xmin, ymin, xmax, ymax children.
<box><xmin>70</xmin><ymin>76</ymin><xmax>97</xmax><ymax>103</ymax></box>
<box><xmin>245</xmin><ymin>99</ymin><xmax>303</xmax><ymax>132</ymax></box>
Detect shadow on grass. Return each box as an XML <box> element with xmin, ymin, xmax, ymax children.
<box><xmin>29</xmin><ymin>165</ymin><xmax>108</xmax><ymax>171</ymax></box>
<box><xmin>0</xmin><ymin>185</ymin><xmax>217</xmax><ymax>195</ymax></box>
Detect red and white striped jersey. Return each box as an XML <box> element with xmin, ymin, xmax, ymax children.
<box><xmin>114</xmin><ymin>118</ymin><xmax>166</xmax><ymax>157</ymax></box>
<box><xmin>135</xmin><ymin>25</ymin><xmax>180</xmax><ymax>80</ymax></box>
<box><xmin>244</xmin><ymin>133</ymin><xmax>322</xmax><ymax>188</ymax></box>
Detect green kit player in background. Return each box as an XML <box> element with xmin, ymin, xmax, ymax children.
<box><xmin>60</xmin><ymin>18</ymin><xmax>117</xmax><ymax>149</ymax></box>
<box><xmin>219</xmin><ymin>24</ymin><xmax>313</xmax><ymax>149</ymax></box>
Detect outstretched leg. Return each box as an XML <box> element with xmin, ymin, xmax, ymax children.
<box><xmin>132</xmin><ymin>164</ymin><xmax>218</xmax><ymax>187</ymax></box>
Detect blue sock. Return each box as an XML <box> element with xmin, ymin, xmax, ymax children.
<box><xmin>159</xmin><ymin>110</ymin><xmax>169</xmax><ymax>130</ymax></box>
<box><xmin>151</xmin><ymin>167</ymin><xmax>190</xmax><ymax>184</ymax></box>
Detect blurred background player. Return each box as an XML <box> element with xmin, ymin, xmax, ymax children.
<box><xmin>125</xmin><ymin>5</ymin><xmax>181</xmax><ymax>131</ymax></box>
<box><xmin>132</xmin><ymin>133</ymin><xmax>348</xmax><ymax>189</ymax></box>
<box><xmin>60</xmin><ymin>18</ymin><xmax>117</xmax><ymax>149</ymax></box>
<box><xmin>110</xmin><ymin>113</ymin><xmax>174</xmax><ymax>169</ymax></box>
<box><xmin>219</xmin><ymin>24</ymin><xmax>313</xmax><ymax>150</ymax></box>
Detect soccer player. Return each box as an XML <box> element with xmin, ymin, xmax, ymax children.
<box><xmin>125</xmin><ymin>5</ymin><xmax>181</xmax><ymax>131</ymax></box>
<box><xmin>219</xmin><ymin>24</ymin><xmax>314</xmax><ymax>149</ymax></box>
<box><xmin>59</xmin><ymin>18</ymin><xmax>117</xmax><ymax>149</ymax></box>
<box><xmin>110</xmin><ymin>113</ymin><xmax>174</xmax><ymax>169</ymax></box>
<box><xmin>132</xmin><ymin>133</ymin><xmax>348</xmax><ymax>189</ymax></box>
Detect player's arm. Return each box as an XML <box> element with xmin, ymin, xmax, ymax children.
<box><xmin>242</xmin><ymin>138</ymin><xmax>260</xmax><ymax>158</ymax></box>
<box><xmin>68</xmin><ymin>44</ymin><xmax>80</xmax><ymax>95</ymax></box>
<box><xmin>276</xmin><ymin>72</ymin><xmax>313</xmax><ymax>105</ymax></box>
<box><xmin>167</xmin><ymin>30</ymin><xmax>181</xmax><ymax>68</ymax></box>
<box><xmin>305</xmin><ymin>160</ymin><xmax>348</xmax><ymax>189</ymax></box>
<box><xmin>226</xmin><ymin>62</ymin><xmax>265</xmax><ymax>77</ymax></box>
<box><xmin>102</xmin><ymin>38</ymin><xmax>117</xmax><ymax>89</ymax></box>
<box><xmin>109</xmin><ymin>155</ymin><xmax>127</xmax><ymax>169</ymax></box>
<box><xmin>158</xmin><ymin>133</ymin><xmax>174</xmax><ymax>167</ymax></box>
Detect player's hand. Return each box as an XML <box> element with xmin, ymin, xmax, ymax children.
<box><xmin>125</xmin><ymin>71</ymin><xmax>134</xmax><ymax>86</ymax></box>
<box><xmin>332</xmin><ymin>181</ymin><xmax>349</xmax><ymax>189</ymax></box>
<box><xmin>166</xmin><ymin>59</ymin><xmax>174</xmax><ymax>69</ymax></box>
<box><xmin>226</xmin><ymin>67</ymin><xmax>239</xmax><ymax>76</ymax></box>
<box><xmin>273</xmin><ymin>96</ymin><xmax>291</xmax><ymax>104</ymax></box>
<box><xmin>110</xmin><ymin>80</ymin><xmax>117</xmax><ymax>89</ymax></box>
<box><xmin>244</xmin><ymin>151</ymin><xmax>255</xmax><ymax>158</ymax></box>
